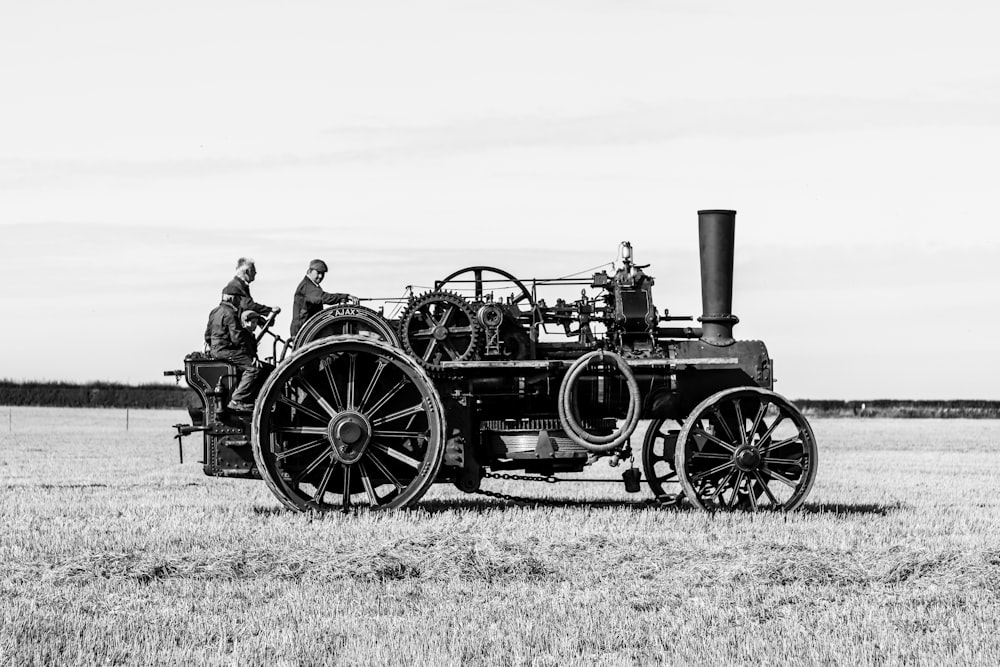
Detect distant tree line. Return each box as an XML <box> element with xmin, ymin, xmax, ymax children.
<box><xmin>0</xmin><ymin>381</ymin><xmax>194</xmax><ymax>409</ymax></box>
<box><xmin>795</xmin><ymin>399</ymin><xmax>1000</xmax><ymax>419</ymax></box>
<box><xmin>0</xmin><ymin>382</ymin><xmax>998</xmax><ymax>417</ymax></box>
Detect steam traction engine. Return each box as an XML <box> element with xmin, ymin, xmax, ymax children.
<box><xmin>169</xmin><ymin>210</ymin><xmax>818</xmax><ymax>512</ymax></box>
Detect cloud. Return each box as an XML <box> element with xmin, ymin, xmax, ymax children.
<box><xmin>3</xmin><ymin>94</ymin><xmax>998</xmax><ymax>190</ymax></box>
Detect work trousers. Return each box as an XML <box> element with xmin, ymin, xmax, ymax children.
<box><xmin>217</xmin><ymin>351</ymin><xmax>259</xmax><ymax>403</ymax></box>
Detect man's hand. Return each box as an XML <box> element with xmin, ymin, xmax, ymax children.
<box><xmin>350</xmin><ymin>296</ymin><xmax>361</xmax><ymax>306</ymax></box>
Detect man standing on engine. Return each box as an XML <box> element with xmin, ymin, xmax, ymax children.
<box><xmin>224</xmin><ymin>257</ymin><xmax>279</xmax><ymax>319</ymax></box>
<box><xmin>290</xmin><ymin>259</ymin><xmax>359</xmax><ymax>338</ymax></box>
<box><xmin>204</xmin><ymin>291</ymin><xmax>260</xmax><ymax>411</ymax></box>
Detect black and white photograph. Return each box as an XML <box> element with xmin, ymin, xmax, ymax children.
<box><xmin>2</xmin><ymin>1</ymin><xmax>999</xmax><ymax>664</ymax></box>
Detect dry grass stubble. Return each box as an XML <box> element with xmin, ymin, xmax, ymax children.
<box><xmin>2</xmin><ymin>408</ymin><xmax>1000</xmax><ymax>665</ymax></box>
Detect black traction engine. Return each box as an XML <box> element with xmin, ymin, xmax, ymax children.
<box><xmin>168</xmin><ymin>210</ymin><xmax>818</xmax><ymax>512</ymax></box>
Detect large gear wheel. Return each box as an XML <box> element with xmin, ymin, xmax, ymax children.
<box><xmin>399</xmin><ymin>290</ymin><xmax>480</xmax><ymax>372</ymax></box>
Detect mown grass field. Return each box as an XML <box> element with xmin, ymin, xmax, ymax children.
<box><xmin>2</xmin><ymin>407</ymin><xmax>1000</xmax><ymax>665</ymax></box>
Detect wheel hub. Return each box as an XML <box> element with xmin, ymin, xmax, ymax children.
<box><xmin>432</xmin><ymin>325</ymin><xmax>449</xmax><ymax>341</ymax></box>
<box><xmin>326</xmin><ymin>411</ymin><xmax>372</xmax><ymax>464</ymax></box>
<box><xmin>734</xmin><ymin>445</ymin><xmax>761</xmax><ymax>471</ymax></box>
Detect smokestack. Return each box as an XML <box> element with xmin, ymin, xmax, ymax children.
<box><xmin>697</xmin><ymin>209</ymin><xmax>739</xmax><ymax>346</ymax></box>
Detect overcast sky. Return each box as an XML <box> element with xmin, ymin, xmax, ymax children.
<box><xmin>1</xmin><ymin>0</ymin><xmax>998</xmax><ymax>399</ymax></box>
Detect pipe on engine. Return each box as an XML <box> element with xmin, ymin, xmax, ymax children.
<box><xmin>697</xmin><ymin>209</ymin><xmax>740</xmax><ymax>346</ymax></box>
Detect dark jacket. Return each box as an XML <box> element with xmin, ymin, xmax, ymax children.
<box><xmin>205</xmin><ymin>302</ymin><xmax>255</xmax><ymax>357</ymax></box>
<box><xmin>291</xmin><ymin>276</ymin><xmax>350</xmax><ymax>336</ymax></box>
<box><xmin>224</xmin><ymin>277</ymin><xmax>273</xmax><ymax>317</ymax></box>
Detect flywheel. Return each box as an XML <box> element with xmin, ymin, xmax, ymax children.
<box><xmin>398</xmin><ymin>290</ymin><xmax>480</xmax><ymax>372</ymax></box>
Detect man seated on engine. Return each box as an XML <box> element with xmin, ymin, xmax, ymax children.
<box><xmin>225</xmin><ymin>257</ymin><xmax>280</xmax><ymax>320</ymax></box>
<box><xmin>290</xmin><ymin>259</ymin><xmax>359</xmax><ymax>338</ymax></box>
<box><xmin>204</xmin><ymin>291</ymin><xmax>260</xmax><ymax>412</ymax></box>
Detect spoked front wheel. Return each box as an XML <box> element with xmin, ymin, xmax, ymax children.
<box><xmin>674</xmin><ymin>387</ymin><xmax>818</xmax><ymax>511</ymax></box>
<box><xmin>251</xmin><ymin>336</ymin><xmax>445</xmax><ymax>512</ymax></box>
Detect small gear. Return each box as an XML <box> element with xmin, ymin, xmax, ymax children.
<box><xmin>398</xmin><ymin>291</ymin><xmax>480</xmax><ymax>372</ymax></box>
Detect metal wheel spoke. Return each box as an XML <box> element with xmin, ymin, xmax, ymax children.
<box><xmin>346</xmin><ymin>354</ymin><xmax>357</xmax><ymax>409</ymax></box>
<box><xmin>275</xmin><ymin>395</ymin><xmax>327</xmax><ymax>423</ymax></box>
<box><xmin>341</xmin><ymin>465</ymin><xmax>352</xmax><ymax>510</ymax></box>
<box><xmin>274</xmin><ymin>426</ymin><xmax>329</xmax><ymax>436</ymax></box>
<box><xmin>765</xmin><ymin>435</ymin><xmax>803</xmax><ymax>453</ymax></box>
<box><xmin>746</xmin><ymin>479</ymin><xmax>760</xmax><ymax>511</ymax></box>
<box><xmin>728</xmin><ymin>472</ymin><xmax>744</xmax><ymax>508</ymax></box>
<box><xmin>364</xmin><ymin>451</ymin><xmax>404</xmax><ymax>491</ymax></box>
<box><xmin>371</xmin><ymin>404</ymin><xmax>424</xmax><ymax>427</ymax></box>
<box><xmin>370</xmin><ymin>442</ymin><xmax>422</xmax><ymax>469</ymax></box>
<box><xmin>760</xmin><ymin>466</ymin><xmax>799</xmax><ymax>489</ymax></box>
<box><xmin>295</xmin><ymin>375</ymin><xmax>339</xmax><ymax>419</ymax></box>
<box><xmin>691</xmin><ymin>426</ymin><xmax>738</xmax><ymax>453</ymax></box>
<box><xmin>321</xmin><ymin>364</ymin><xmax>345</xmax><ymax>413</ymax></box>
<box><xmin>313</xmin><ymin>461</ymin><xmax>336</xmax><ymax>503</ymax></box>
<box><xmin>692</xmin><ymin>460</ymin><xmax>736</xmax><ymax>482</ymax></box>
<box><xmin>422</xmin><ymin>338</ymin><xmax>439</xmax><ymax>362</ymax></box>
<box><xmin>410</xmin><ymin>328</ymin><xmax>435</xmax><ymax>339</ymax></box>
<box><xmin>753</xmin><ymin>470</ymin><xmax>780</xmax><ymax>505</ymax></box>
<box><xmin>275</xmin><ymin>437</ymin><xmax>327</xmax><ymax>460</ymax></box>
<box><xmin>710</xmin><ymin>468</ymin><xmax>739</xmax><ymax>503</ymax></box>
<box><xmin>448</xmin><ymin>326</ymin><xmax>474</xmax><ymax>334</ymax></box>
<box><xmin>757</xmin><ymin>412</ymin><xmax>786</xmax><ymax>446</ymax></box>
<box><xmin>292</xmin><ymin>448</ymin><xmax>333</xmax><ymax>485</ymax></box>
<box><xmin>365</xmin><ymin>379</ymin><xmax>408</xmax><ymax>419</ymax></box>
<box><xmin>691</xmin><ymin>452</ymin><xmax>730</xmax><ymax>460</ymax></box>
<box><xmin>358</xmin><ymin>359</ymin><xmax>388</xmax><ymax>412</ymax></box>
<box><xmin>733</xmin><ymin>400</ymin><xmax>748</xmax><ymax>446</ymax></box>
<box><xmin>371</xmin><ymin>429</ymin><xmax>424</xmax><ymax>439</ymax></box>
<box><xmin>359</xmin><ymin>462</ymin><xmax>380</xmax><ymax>506</ymax></box>
<box><xmin>710</xmin><ymin>407</ymin><xmax>737</xmax><ymax>443</ymax></box>
<box><xmin>748</xmin><ymin>402</ymin><xmax>768</xmax><ymax>442</ymax></box>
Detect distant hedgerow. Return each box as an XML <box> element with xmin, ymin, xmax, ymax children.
<box><xmin>0</xmin><ymin>380</ymin><xmax>195</xmax><ymax>409</ymax></box>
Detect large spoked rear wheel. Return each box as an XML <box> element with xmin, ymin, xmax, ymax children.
<box><xmin>675</xmin><ymin>387</ymin><xmax>817</xmax><ymax>512</ymax></box>
<box><xmin>251</xmin><ymin>336</ymin><xmax>445</xmax><ymax>512</ymax></box>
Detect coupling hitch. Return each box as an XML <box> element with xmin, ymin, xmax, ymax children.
<box><xmin>171</xmin><ymin>423</ymin><xmax>207</xmax><ymax>464</ymax></box>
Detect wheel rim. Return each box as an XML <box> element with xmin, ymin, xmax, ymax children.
<box><xmin>674</xmin><ymin>387</ymin><xmax>817</xmax><ymax>512</ymax></box>
<box><xmin>251</xmin><ymin>337</ymin><xmax>444</xmax><ymax>511</ymax></box>
<box><xmin>641</xmin><ymin>419</ymin><xmax>684</xmax><ymax>500</ymax></box>
<box><xmin>293</xmin><ymin>305</ymin><xmax>400</xmax><ymax>349</ymax></box>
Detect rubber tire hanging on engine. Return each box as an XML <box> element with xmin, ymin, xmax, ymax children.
<box><xmin>557</xmin><ymin>350</ymin><xmax>641</xmax><ymax>453</ymax></box>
